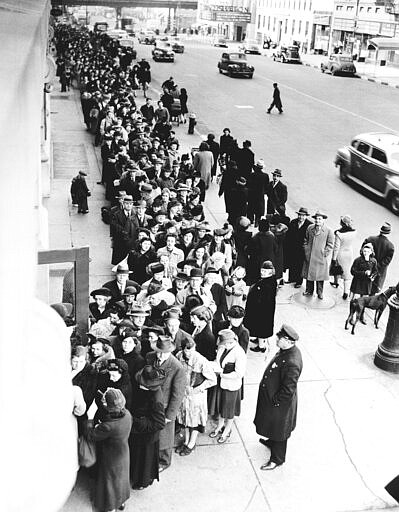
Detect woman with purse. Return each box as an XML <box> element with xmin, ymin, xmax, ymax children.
<box><xmin>208</xmin><ymin>329</ymin><xmax>246</xmax><ymax>444</ymax></box>
<box><xmin>331</xmin><ymin>215</ymin><xmax>357</xmax><ymax>300</ymax></box>
<box><xmin>90</xmin><ymin>388</ymin><xmax>132</xmax><ymax>512</ymax></box>
<box><xmin>175</xmin><ymin>338</ymin><xmax>217</xmax><ymax>455</ymax></box>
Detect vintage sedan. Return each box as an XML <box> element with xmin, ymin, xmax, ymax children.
<box><xmin>171</xmin><ymin>38</ymin><xmax>185</xmax><ymax>53</ymax></box>
<box><xmin>239</xmin><ymin>41</ymin><xmax>261</xmax><ymax>54</ymax></box>
<box><xmin>335</xmin><ymin>132</ymin><xmax>399</xmax><ymax>214</ymax></box>
<box><xmin>152</xmin><ymin>42</ymin><xmax>175</xmax><ymax>62</ymax></box>
<box><xmin>217</xmin><ymin>52</ymin><xmax>254</xmax><ymax>78</ymax></box>
<box><xmin>272</xmin><ymin>45</ymin><xmax>301</xmax><ymax>63</ymax></box>
<box><xmin>138</xmin><ymin>30</ymin><xmax>156</xmax><ymax>45</ymax></box>
<box><xmin>321</xmin><ymin>54</ymin><xmax>356</xmax><ymax>76</ymax></box>
<box><xmin>214</xmin><ymin>37</ymin><xmax>228</xmax><ymax>48</ymax></box>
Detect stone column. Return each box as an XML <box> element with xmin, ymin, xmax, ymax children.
<box><xmin>374</xmin><ymin>287</ymin><xmax>399</xmax><ymax>373</ymax></box>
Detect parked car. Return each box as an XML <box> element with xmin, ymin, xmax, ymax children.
<box><xmin>321</xmin><ymin>54</ymin><xmax>356</xmax><ymax>76</ymax></box>
<box><xmin>217</xmin><ymin>52</ymin><xmax>254</xmax><ymax>78</ymax></box>
<box><xmin>152</xmin><ymin>42</ymin><xmax>175</xmax><ymax>62</ymax></box>
<box><xmin>272</xmin><ymin>45</ymin><xmax>301</xmax><ymax>63</ymax></box>
<box><xmin>335</xmin><ymin>132</ymin><xmax>399</xmax><ymax>214</ymax></box>
<box><xmin>107</xmin><ymin>29</ymin><xmax>129</xmax><ymax>40</ymax></box>
<box><xmin>214</xmin><ymin>37</ymin><xmax>228</xmax><ymax>48</ymax></box>
<box><xmin>239</xmin><ymin>41</ymin><xmax>261</xmax><ymax>54</ymax></box>
<box><xmin>138</xmin><ymin>30</ymin><xmax>156</xmax><ymax>44</ymax></box>
<box><xmin>171</xmin><ymin>38</ymin><xmax>184</xmax><ymax>53</ymax></box>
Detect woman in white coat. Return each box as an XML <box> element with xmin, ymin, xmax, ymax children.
<box><xmin>208</xmin><ymin>329</ymin><xmax>246</xmax><ymax>443</ymax></box>
<box><xmin>331</xmin><ymin>215</ymin><xmax>357</xmax><ymax>300</ymax></box>
<box><xmin>193</xmin><ymin>142</ymin><xmax>214</xmax><ymax>190</ymax></box>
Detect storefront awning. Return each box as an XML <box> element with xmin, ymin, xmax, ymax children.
<box><xmin>368</xmin><ymin>37</ymin><xmax>399</xmax><ymax>51</ymax></box>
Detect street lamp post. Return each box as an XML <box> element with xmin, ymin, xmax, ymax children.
<box><xmin>374</xmin><ymin>284</ymin><xmax>399</xmax><ymax>373</ymax></box>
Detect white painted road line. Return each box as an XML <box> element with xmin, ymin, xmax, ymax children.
<box><xmin>235</xmin><ymin>105</ymin><xmax>254</xmax><ymax>109</ymax></box>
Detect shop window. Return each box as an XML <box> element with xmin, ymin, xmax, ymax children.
<box><xmin>299</xmin><ymin>20</ymin><xmax>302</xmax><ymax>34</ymax></box>
<box><xmin>258</xmin><ymin>14</ymin><xmax>261</xmax><ymax>29</ymax></box>
<box><xmin>268</xmin><ymin>16</ymin><xmax>271</xmax><ymax>30</ymax></box>
<box><xmin>285</xmin><ymin>18</ymin><xmax>288</xmax><ymax>33</ymax></box>
<box><xmin>263</xmin><ymin>16</ymin><xmax>266</xmax><ymax>27</ymax></box>
<box><xmin>292</xmin><ymin>19</ymin><xmax>296</xmax><ymax>34</ymax></box>
<box><xmin>305</xmin><ymin>20</ymin><xmax>309</xmax><ymax>35</ymax></box>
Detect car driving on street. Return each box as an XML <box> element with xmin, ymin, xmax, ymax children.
<box><xmin>335</xmin><ymin>132</ymin><xmax>399</xmax><ymax>214</ymax></box>
<box><xmin>171</xmin><ymin>38</ymin><xmax>184</xmax><ymax>53</ymax></box>
<box><xmin>214</xmin><ymin>37</ymin><xmax>228</xmax><ymax>48</ymax></box>
<box><xmin>152</xmin><ymin>41</ymin><xmax>175</xmax><ymax>62</ymax></box>
<box><xmin>321</xmin><ymin>54</ymin><xmax>357</xmax><ymax>76</ymax></box>
<box><xmin>217</xmin><ymin>52</ymin><xmax>254</xmax><ymax>78</ymax></box>
<box><xmin>272</xmin><ymin>45</ymin><xmax>301</xmax><ymax>63</ymax></box>
<box><xmin>138</xmin><ymin>30</ymin><xmax>156</xmax><ymax>45</ymax></box>
<box><xmin>239</xmin><ymin>41</ymin><xmax>261</xmax><ymax>54</ymax></box>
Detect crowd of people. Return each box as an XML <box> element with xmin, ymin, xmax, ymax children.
<box><xmin>55</xmin><ymin>23</ymin><xmax>396</xmax><ymax>512</ymax></box>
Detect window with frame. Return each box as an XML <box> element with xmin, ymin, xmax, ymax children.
<box><xmin>292</xmin><ymin>19</ymin><xmax>295</xmax><ymax>34</ymax></box>
<box><xmin>375</xmin><ymin>7</ymin><xmax>380</xmax><ymax>13</ymax></box>
<box><xmin>371</xmin><ymin>147</ymin><xmax>387</xmax><ymax>164</ymax></box>
<box><xmin>299</xmin><ymin>20</ymin><xmax>302</xmax><ymax>34</ymax></box>
<box><xmin>347</xmin><ymin>5</ymin><xmax>354</xmax><ymax>11</ymax></box>
<box><xmin>357</xmin><ymin>141</ymin><xmax>370</xmax><ymax>156</ymax></box>
<box><xmin>336</xmin><ymin>5</ymin><xmax>343</xmax><ymax>10</ymax></box>
<box><xmin>305</xmin><ymin>20</ymin><xmax>309</xmax><ymax>35</ymax></box>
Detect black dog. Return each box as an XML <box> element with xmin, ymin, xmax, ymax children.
<box><xmin>345</xmin><ymin>286</ymin><xmax>396</xmax><ymax>335</ymax></box>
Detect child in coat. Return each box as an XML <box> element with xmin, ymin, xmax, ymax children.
<box><xmin>71</xmin><ymin>171</ymin><xmax>90</xmax><ymax>213</ymax></box>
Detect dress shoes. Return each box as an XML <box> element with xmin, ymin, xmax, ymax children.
<box><xmin>302</xmin><ymin>291</ymin><xmax>313</xmax><ymax>296</ymax></box>
<box><xmin>250</xmin><ymin>346</ymin><xmax>266</xmax><ymax>353</ymax></box>
<box><xmin>260</xmin><ymin>460</ymin><xmax>282</xmax><ymax>471</ymax></box>
<box><xmin>294</xmin><ymin>283</ymin><xmax>302</xmax><ymax>288</ymax></box>
<box><xmin>317</xmin><ymin>294</ymin><xmax>323</xmax><ymax>300</ymax></box>
<box><xmin>259</xmin><ymin>438</ymin><xmax>271</xmax><ymax>448</ymax></box>
<box><xmin>158</xmin><ymin>464</ymin><xmax>170</xmax><ymax>473</ymax></box>
<box><xmin>118</xmin><ymin>504</ymin><xmax>125</xmax><ymax>510</ymax></box>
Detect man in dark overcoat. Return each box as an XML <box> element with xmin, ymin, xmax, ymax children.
<box><xmin>145</xmin><ymin>336</ymin><xmax>186</xmax><ymax>472</ymax></box>
<box><xmin>247</xmin><ymin>218</ymin><xmax>276</xmax><ymax>284</ymax></box>
<box><xmin>206</xmin><ymin>133</ymin><xmax>220</xmax><ymax>179</ymax></box>
<box><xmin>254</xmin><ymin>324</ymin><xmax>303</xmax><ymax>470</ymax></box>
<box><xmin>266</xmin><ymin>169</ymin><xmax>287</xmax><ymax>215</ymax></box>
<box><xmin>237</xmin><ymin>140</ymin><xmax>255</xmax><ymax>181</ymax></box>
<box><xmin>266</xmin><ymin>82</ymin><xmax>283</xmax><ymax>114</ymax></box>
<box><xmin>247</xmin><ymin>159</ymin><xmax>269</xmax><ymax>227</ymax></box>
<box><xmin>110</xmin><ymin>195</ymin><xmax>140</xmax><ymax>265</ymax></box>
<box><xmin>103</xmin><ymin>263</ymin><xmax>141</xmax><ymax>306</ymax></box>
<box><xmin>363</xmin><ymin>222</ymin><xmax>395</xmax><ymax>294</ymax></box>
<box><xmin>285</xmin><ymin>207</ymin><xmax>313</xmax><ymax>287</ymax></box>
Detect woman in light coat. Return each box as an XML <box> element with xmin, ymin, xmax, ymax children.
<box><xmin>208</xmin><ymin>329</ymin><xmax>246</xmax><ymax>443</ymax></box>
<box><xmin>193</xmin><ymin>142</ymin><xmax>214</xmax><ymax>190</ymax></box>
<box><xmin>331</xmin><ymin>215</ymin><xmax>357</xmax><ymax>299</ymax></box>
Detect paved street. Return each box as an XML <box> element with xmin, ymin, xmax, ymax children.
<box><xmin>53</xmin><ymin>38</ymin><xmax>399</xmax><ymax>512</ymax></box>
<box><xmin>145</xmin><ymin>38</ymin><xmax>399</xmax><ymax>287</ymax></box>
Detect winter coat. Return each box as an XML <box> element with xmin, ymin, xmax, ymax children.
<box><xmin>302</xmin><ymin>224</ymin><xmax>334</xmax><ymax>281</ymax></box>
<box><xmin>193</xmin><ymin>324</ymin><xmax>216</xmax><ymax>361</ymax></box>
<box><xmin>271</xmin><ymin>223</ymin><xmax>288</xmax><ymax>279</ymax></box>
<box><xmin>350</xmin><ymin>255</ymin><xmax>378</xmax><ymax>295</ymax></box>
<box><xmin>244</xmin><ymin>276</ymin><xmax>277</xmax><ymax>338</ymax></box>
<box><xmin>247</xmin><ymin>171</ymin><xmax>269</xmax><ymax>219</ymax></box>
<box><xmin>233</xmin><ymin>228</ymin><xmax>252</xmax><ymax>269</ymax></box>
<box><xmin>91</xmin><ymin>411</ymin><xmax>132</xmax><ymax>511</ymax></box>
<box><xmin>110</xmin><ymin>209</ymin><xmax>140</xmax><ymax>265</ymax></box>
<box><xmin>284</xmin><ymin>218</ymin><xmax>313</xmax><ymax>280</ymax></box>
<box><xmin>332</xmin><ymin>229</ymin><xmax>357</xmax><ymax>280</ymax></box>
<box><xmin>215</xmin><ymin>343</ymin><xmax>246</xmax><ymax>391</ymax></box>
<box><xmin>266</xmin><ymin>180</ymin><xmax>287</xmax><ymax>214</ymax></box>
<box><xmin>363</xmin><ymin>234</ymin><xmax>395</xmax><ymax>291</ymax></box>
<box><xmin>247</xmin><ymin>231</ymin><xmax>276</xmax><ymax>283</ymax></box>
<box><xmin>254</xmin><ymin>345</ymin><xmax>303</xmax><ymax>441</ymax></box>
<box><xmin>193</xmin><ymin>151</ymin><xmax>214</xmax><ymax>189</ymax></box>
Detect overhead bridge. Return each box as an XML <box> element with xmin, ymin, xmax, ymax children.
<box><xmin>53</xmin><ymin>0</ymin><xmax>198</xmax><ymax>9</ymax></box>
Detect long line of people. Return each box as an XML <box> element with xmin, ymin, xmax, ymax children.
<box><xmin>57</xmin><ymin>24</ymin><xmax>396</xmax><ymax>512</ymax></box>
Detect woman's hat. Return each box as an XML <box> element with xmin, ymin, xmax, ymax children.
<box><xmin>149</xmin><ymin>262</ymin><xmax>165</xmax><ymax>275</ymax></box>
<box><xmin>196</xmin><ymin>222</ymin><xmax>211</xmax><ymax>231</ymax></box>
<box><xmin>214</xmin><ymin>228</ymin><xmax>227</xmax><ymax>236</ymax></box>
<box><xmin>205</xmin><ymin>266</ymin><xmax>219</xmax><ymax>274</ymax></box>
<box><xmin>262</xmin><ymin>260</ymin><xmax>275</xmax><ymax>270</ymax></box>
<box><xmin>128</xmin><ymin>305</ymin><xmax>150</xmax><ymax>317</ymax></box>
<box><xmin>107</xmin><ymin>358</ymin><xmax>128</xmax><ymax>374</ymax></box>
<box><xmin>362</xmin><ymin>242</ymin><xmax>374</xmax><ymax>252</ymax></box>
<box><xmin>238</xmin><ymin>216</ymin><xmax>251</xmax><ymax>228</ymax></box>
<box><xmin>103</xmin><ymin>388</ymin><xmax>126</xmax><ymax>413</ymax></box>
<box><xmin>154</xmin><ymin>335</ymin><xmax>176</xmax><ymax>353</ymax></box>
<box><xmin>341</xmin><ymin>214</ymin><xmax>353</xmax><ymax>228</ymax></box>
<box><xmin>136</xmin><ymin>365</ymin><xmax>166</xmax><ymax>390</ymax></box>
<box><xmin>296</xmin><ymin>207</ymin><xmax>309</xmax><ymax>215</ymax></box>
<box><xmin>90</xmin><ymin>287</ymin><xmax>112</xmax><ymax>298</ymax></box>
<box><xmin>312</xmin><ymin>210</ymin><xmax>328</xmax><ymax>219</ymax></box>
<box><xmin>176</xmin><ymin>272</ymin><xmax>189</xmax><ymax>281</ymax></box>
<box><xmin>232</xmin><ymin>266</ymin><xmax>246</xmax><ymax>279</ymax></box>
<box><xmin>218</xmin><ymin>329</ymin><xmax>237</xmax><ymax>344</ymax></box>
<box><xmin>122</xmin><ymin>286</ymin><xmax>139</xmax><ymax>296</ymax></box>
<box><xmin>210</xmin><ymin>251</ymin><xmax>225</xmax><ymax>262</ymax></box>
<box><xmin>163</xmin><ymin>307</ymin><xmax>182</xmax><ymax>320</ymax></box>
<box><xmin>227</xmin><ymin>305</ymin><xmax>245</xmax><ymax>319</ymax></box>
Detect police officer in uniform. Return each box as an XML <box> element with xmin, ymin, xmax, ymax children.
<box><xmin>254</xmin><ymin>324</ymin><xmax>303</xmax><ymax>470</ymax></box>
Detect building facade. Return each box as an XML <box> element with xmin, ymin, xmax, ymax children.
<box><xmin>248</xmin><ymin>0</ymin><xmax>334</xmax><ymax>52</ymax></box>
<box><xmin>330</xmin><ymin>0</ymin><xmax>399</xmax><ymax>58</ymax></box>
<box><xmin>196</xmin><ymin>0</ymin><xmax>255</xmax><ymax>40</ymax></box>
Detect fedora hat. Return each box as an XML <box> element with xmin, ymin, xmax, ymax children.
<box><xmin>128</xmin><ymin>305</ymin><xmax>150</xmax><ymax>317</ymax></box>
<box><xmin>113</xmin><ymin>263</ymin><xmax>132</xmax><ymax>274</ymax></box>
<box><xmin>254</xmin><ymin>159</ymin><xmax>265</xmax><ymax>169</ymax></box>
<box><xmin>122</xmin><ymin>286</ymin><xmax>139</xmax><ymax>296</ymax></box>
<box><xmin>142</xmin><ymin>325</ymin><xmax>165</xmax><ymax>335</ymax></box>
<box><xmin>136</xmin><ymin>365</ymin><xmax>166</xmax><ymax>390</ymax></box>
<box><xmin>218</xmin><ymin>329</ymin><xmax>237</xmax><ymax>344</ymax></box>
<box><xmin>296</xmin><ymin>207</ymin><xmax>309</xmax><ymax>215</ymax></box>
<box><xmin>154</xmin><ymin>335</ymin><xmax>175</xmax><ymax>353</ymax></box>
<box><xmin>272</xmin><ymin>168</ymin><xmax>282</xmax><ymax>177</ymax></box>
<box><xmin>312</xmin><ymin>210</ymin><xmax>328</xmax><ymax>219</ymax></box>
<box><xmin>123</xmin><ymin>195</ymin><xmax>134</xmax><ymax>203</ymax></box>
<box><xmin>190</xmin><ymin>268</ymin><xmax>203</xmax><ymax>278</ymax></box>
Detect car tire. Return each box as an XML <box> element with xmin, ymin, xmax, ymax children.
<box><xmin>218</xmin><ymin>67</ymin><xmax>222</xmax><ymax>74</ymax></box>
<box><xmin>248</xmin><ymin>74</ymin><xmax>253</xmax><ymax>79</ymax></box>
<box><xmin>339</xmin><ymin>163</ymin><xmax>349</xmax><ymax>182</ymax></box>
<box><xmin>227</xmin><ymin>69</ymin><xmax>232</xmax><ymax>77</ymax></box>
<box><xmin>332</xmin><ymin>68</ymin><xmax>338</xmax><ymax>76</ymax></box>
<box><xmin>388</xmin><ymin>192</ymin><xmax>399</xmax><ymax>215</ymax></box>
<box><xmin>321</xmin><ymin>66</ymin><xmax>325</xmax><ymax>73</ymax></box>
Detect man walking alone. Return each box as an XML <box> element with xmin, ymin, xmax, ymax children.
<box><xmin>267</xmin><ymin>83</ymin><xmax>283</xmax><ymax>114</ymax></box>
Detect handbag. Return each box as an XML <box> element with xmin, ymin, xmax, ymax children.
<box><xmin>329</xmin><ymin>260</ymin><xmax>343</xmax><ymax>276</ymax></box>
<box><xmin>190</xmin><ymin>371</ymin><xmax>205</xmax><ymax>388</ymax></box>
<box><xmin>223</xmin><ymin>362</ymin><xmax>236</xmax><ymax>374</ymax></box>
<box><xmin>78</xmin><ymin>434</ymin><xmax>96</xmax><ymax>468</ymax></box>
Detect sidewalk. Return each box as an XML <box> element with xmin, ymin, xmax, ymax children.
<box><xmin>49</xmin><ymin>85</ymin><xmax>399</xmax><ymax>512</ymax></box>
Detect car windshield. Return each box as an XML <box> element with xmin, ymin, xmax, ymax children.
<box><xmin>338</xmin><ymin>56</ymin><xmax>353</xmax><ymax>62</ymax></box>
<box><xmin>390</xmin><ymin>152</ymin><xmax>399</xmax><ymax>171</ymax></box>
<box><xmin>229</xmin><ymin>53</ymin><xmax>246</xmax><ymax>60</ymax></box>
